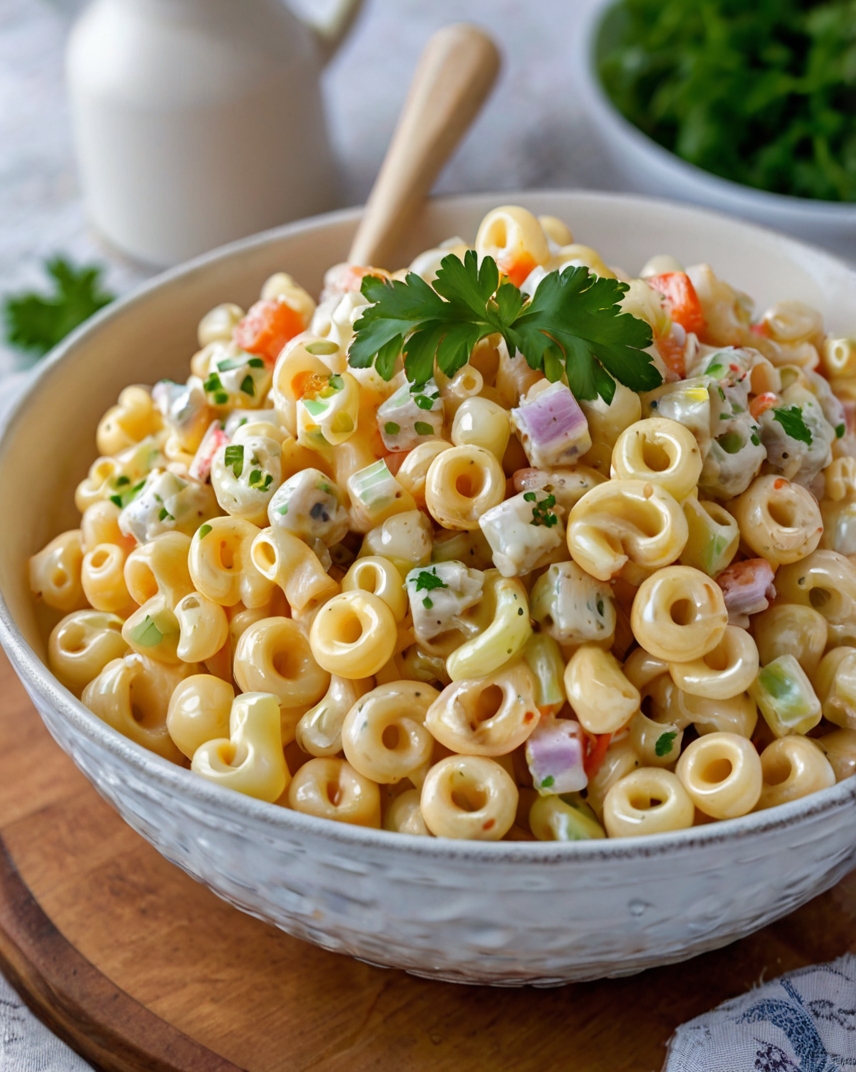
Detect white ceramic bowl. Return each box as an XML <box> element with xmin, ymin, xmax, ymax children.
<box><xmin>579</xmin><ymin>2</ymin><xmax>856</xmax><ymax>259</ymax></box>
<box><xmin>1</xmin><ymin>192</ymin><xmax>856</xmax><ymax>986</ymax></box>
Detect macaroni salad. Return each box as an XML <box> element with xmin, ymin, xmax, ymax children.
<box><xmin>29</xmin><ymin>205</ymin><xmax>856</xmax><ymax>841</ymax></box>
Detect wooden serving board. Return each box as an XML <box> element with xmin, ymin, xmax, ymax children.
<box><xmin>1</xmin><ymin>650</ymin><xmax>855</xmax><ymax>1072</ymax></box>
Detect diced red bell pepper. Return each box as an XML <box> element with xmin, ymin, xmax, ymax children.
<box><xmin>500</xmin><ymin>252</ymin><xmax>538</xmax><ymax>288</ymax></box>
<box><xmin>647</xmin><ymin>272</ymin><xmax>706</xmax><ymax>335</ymax></box>
<box><xmin>750</xmin><ymin>392</ymin><xmax>777</xmax><ymax>419</ymax></box>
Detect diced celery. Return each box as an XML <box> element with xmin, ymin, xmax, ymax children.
<box><xmin>750</xmin><ymin>654</ymin><xmax>822</xmax><ymax>737</ymax></box>
<box><xmin>529</xmin><ymin>795</ymin><xmax>605</xmax><ymax>842</ymax></box>
<box><xmin>523</xmin><ymin>633</ymin><xmax>566</xmax><ymax>709</ymax></box>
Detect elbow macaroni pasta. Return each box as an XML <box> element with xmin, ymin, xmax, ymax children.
<box><xmin>28</xmin><ymin>204</ymin><xmax>856</xmax><ymax>840</ymax></box>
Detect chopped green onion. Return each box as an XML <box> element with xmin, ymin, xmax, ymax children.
<box><xmin>224</xmin><ymin>444</ymin><xmax>244</xmax><ymax>479</ymax></box>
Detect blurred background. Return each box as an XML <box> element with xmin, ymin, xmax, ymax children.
<box><xmin>0</xmin><ymin>0</ymin><xmax>613</xmax><ymax>378</ymax></box>
<box><xmin>6</xmin><ymin>0</ymin><xmax>855</xmax><ymax>385</ymax></box>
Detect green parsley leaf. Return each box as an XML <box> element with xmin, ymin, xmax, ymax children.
<box><xmin>414</xmin><ymin>421</ymin><xmax>434</xmax><ymax>436</ymax></box>
<box><xmin>3</xmin><ymin>257</ymin><xmax>114</xmax><ymax>357</ymax></box>
<box><xmin>203</xmin><ymin>372</ymin><xmax>222</xmax><ymax>394</ymax></box>
<box><xmin>414</xmin><ymin>569</ymin><xmax>449</xmax><ymax>593</ymax></box>
<box><xmin>422</xmin><ymin>596</ymin><xmax>434</xmax><ymax>609</ymax></box>
<box><xmin>541</xmin><ymin>775</ymin><xmax>555</xmax><ymax>789</ymax></box>
<box><xmin>247</xmin><ymin>357</ymin><xmax>265</xmax><ymax>368</ymax></box>
<box><xmin>224</xmin><ymin>444</ymin><xmax>244</xmax><ymax>479</ymax></box>
<box><xmin>114</xmin><ymin>475</ymin><xmax>130</xmax><ymax>487</ymax></box>
<box><xmin>655</xmin><ymin>731</ymin><xmax>677</xmax><ymax>758</ymax></box>
<box><xmin>240</xmin><ymin>374</ymin><xmax>255</xmax><ymax>397</ymax></box>
<box><xmin>349</xmin><ymin>251</ymin><xmax>659</xmax><ymax>403</ymax></box>
<box><xmin>750</xmin><ymin>431</ymin><xmax>761</xmax><ymax>446</ymax></box>
<box><xmin>530</xmin><ymin>493</ymin><xmax>558</xmax><ymax>528</ymax></box>
<box><xmin>506</xmin><ymin>265</ymin><xmax>659</xmax><ymax>403</ymax></box>
<box><xmin>772</xmin><ymin>405</ymin><xmax>813</xmax><ymax>445</ymax></box>
<box><xmin>158</xmin><ymin>506</ymin><xmax>174</xmax><ymax>522</ymax></box>
<box><xmin>836</xmin><ymin>422</ymin><xmax>846</xmax><ymax>438</ymax></box>
<box><xmin>384</xmin><ymin>421</ymin><xmax>401</xmax><ymax>436</ymax></box>
<box><xmin>214</xmin><ymin>391</ymin><xmax>229</xmax><ymax>405</ymax></box>
<box><xmin>198</xmin><ymin>523</ymin><xmax>212</xmax><ymax>539</ymax></box>
<box><xmin>109</xmin><ymin>494</ymin><xmax>123</xmax><ymax>509</ymax></box>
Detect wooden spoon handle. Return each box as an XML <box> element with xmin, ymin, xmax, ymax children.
<box><xmin>347</xmin><ymin>23</ymin><xmax>501</xmax><ymax>268</ymax></box>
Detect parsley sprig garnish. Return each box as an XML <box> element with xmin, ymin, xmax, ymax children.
<box><xmin>523</xmin><ymin>490</ymin><xmax>558</xmax><ymax>527</ymax></box>
<box><xmin>348</xmin><ymin>251</ymin><xmax>659</xmax><ymax>403</ymax></box>
<box><xmin>3</xmin><ymin>257</ymin><xmax>114</xmax><ymax>358</ymax></box>
<box><xmin>772</xmin><ymin>405</ymin><xmax>813</xmax><ymax>446</ymax></box>
<box><xmin>413</xmin><ymin>568</ymin><xmax>449</xmax><ymax>610</ymax></box>
<box><xmin>655</xmin><ymin>731</ymin><xmax>677</xmax><ymax>757</ymax></box>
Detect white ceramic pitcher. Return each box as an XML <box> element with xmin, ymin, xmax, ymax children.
<box><xmin>66</xmin><ymin>0</ymin><xmax>363</xmax><ymax>267</ymax></box>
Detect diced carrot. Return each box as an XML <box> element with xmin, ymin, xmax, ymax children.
<box><xmin>500</xmin><ymin>252</ymin><xmax>538</xmax><ymax>289</ymax></box>
<box><xmin>233</xmin><ymin>298</ymin><xmax>305</xmax><ymax>364</ymax></box>
<box><xmin>647</xmin><ymin>272</ymin><xmax>706</xmax><ymax>335</ymax></box>
<box><xmin>751</xmin><ymin>321</ymin><xmax>771</xmax><ymax>338</ymax></box>
<box><xmin>584</xmin><ymin>732</ymin><xmax>612</xmax><ymax>780</ymax></box>
<box><xmin>656</xmin><ymin>329</ymin><xmax>686</xmax><ymax>379</ymax></box>
<box><xmin>750</xmin><ymin>392</ymin><xmax>777</xmax><ymax>419</ymax></box>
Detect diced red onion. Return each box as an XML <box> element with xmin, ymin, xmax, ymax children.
<box><xmin>512</xmin><ymin>383</ymin><xmax>589</xmax><ymax>466</ymax></box>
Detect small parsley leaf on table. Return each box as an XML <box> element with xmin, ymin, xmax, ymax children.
<box><xmin>348</xmin><ymin>251</ymin><xmax>660</xmax><ymax>403</ymax></box>
<box><xmin>3</xmin><ymin>257</ymin><xmax>114</xmax><ymax>357</ymax></box>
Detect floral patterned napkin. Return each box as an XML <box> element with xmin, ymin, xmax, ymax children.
<box><xmin>666</xmin><ymin>955</ymin><xmax>856</xmax><ymax>1071</ymax></box>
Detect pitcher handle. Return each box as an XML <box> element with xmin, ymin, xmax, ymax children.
<box><xmin>309</xmin><ymin>0</ymin><xmax>366</xmax><ymax>66</ymax></box>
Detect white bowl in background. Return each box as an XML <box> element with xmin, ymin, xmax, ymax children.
<box><xmin>579</xmin><ymin>2</ymin><xmax>856</xmax><ymax>259</ymax></box>
<box><xmin>1</xmin><ymin>191</ymin><xmax>856</xmax><ymax>986</ymax></box>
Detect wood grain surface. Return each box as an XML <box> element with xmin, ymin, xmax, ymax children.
<box><xmin>0</xmin><ymin>648</ymin><xmax>854</xmax><ymax>1072</ymax></box>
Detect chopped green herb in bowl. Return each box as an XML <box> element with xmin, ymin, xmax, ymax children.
<box><xmin>596</xmin><ymin>0</ymin><xmax>856</xmax><ymax>203</ymax></box>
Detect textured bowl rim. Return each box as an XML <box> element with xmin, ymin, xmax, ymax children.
<box><xmin>2</xmin><ymin>189</ymin><xmax>856</xmax><ymax>865</ymax></box>
<box><xmin>580</xmin><ymin>0</ymin><xmax>856</xmax><ymax>220</ymax></box>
